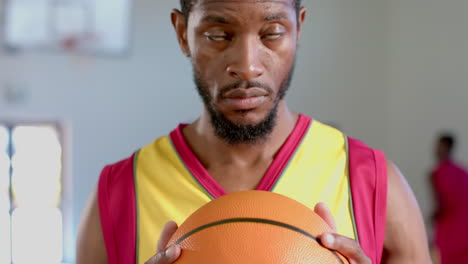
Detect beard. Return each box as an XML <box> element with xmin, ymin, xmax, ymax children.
<box><xmin>193</xmin><ymin>62</ymin><xmax>295</xmax><ymax>145</ymax></box>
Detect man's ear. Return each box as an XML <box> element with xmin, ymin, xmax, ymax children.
<box><xmin>296</xmin><ymin>7</ymin><xmax>307</xmax><ymax>43</ymax></box>
<box><xmin>171</xmin><ymin>9</ymin><xmax>191</xmax><ymax>57</ymax></box>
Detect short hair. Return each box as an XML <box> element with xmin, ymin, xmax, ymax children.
<box><xmin>180</xmin><ymin>0</ymin><xmax>302</xmax><ymax>22</ymax></box>
<box><xmin>439</xmin><ymin>133</ymin><xmax>456</xmax><ymax>153</ymax></box>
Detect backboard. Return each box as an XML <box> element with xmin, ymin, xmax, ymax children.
<box><xmin>2</xmin><ymin>0</ymin><xmax>132</xmax><ymax>56</ymax></box>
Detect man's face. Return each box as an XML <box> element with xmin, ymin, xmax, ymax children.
<box><xmin>436</xmin><ymin>140</ymin><xmax>449</xmax><ymax>160</ymax></box>
<box><xmin>175</xmin><ymin>0</ymin><xmax>304</xmax><ymax>144</ymax></box>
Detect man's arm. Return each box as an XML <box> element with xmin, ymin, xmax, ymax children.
<box><xmin>317</xmin><ymin>160</ymin><xmax>432</xmax><ymax>263</ymax></box>
<box><xmin>76</xmin><ymin>187</ymin><xmax>108</xmax><ymax>264</ymax></box>
<box><xmin>382</xmin><ymin>161</ymin><xmax>432</xmax><ymax>263</ymax></box>
<box><xmin>76</xmin><ymin>187</ymin><xmax>182</xmax><ymax>264</ymax></box>
<box><xmin>429</xmin><ymin>170</ymin><xmax>442</xmax><ymax>224</ymax></box>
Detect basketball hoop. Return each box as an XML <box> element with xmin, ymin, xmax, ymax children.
<box><xmin>59</xmin><ymin>32</ymin><xmax>98</xmax><ymax>66</ymax></box>
<box><xmin>61</xmin><ymin>37</ymin><xmax>79</xmax><ymax>52</ymax></box>
<box><xmin>59</xmin><ymin>32</ymin><xmax>97</xmax><ymax>53</ymax></box>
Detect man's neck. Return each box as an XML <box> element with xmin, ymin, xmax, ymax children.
<box><xmin>437</xmin><ymin>156</ymin><xmax>454</xmax><ymax>167</ymax></box>
<box><xmin>183</xmin><ymin>102</ymin><xmax>299</xmax><ymax>169</ymax></box>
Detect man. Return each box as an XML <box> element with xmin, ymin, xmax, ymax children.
<box><xmin>76</xmin><ymin>0</ymin><xmax>431</xmax><ymax>263</ymax></box>
<box><xmin>431</xmin><ymin>134</ymin><xmax>468</xmax><ymax>263</ymax></box>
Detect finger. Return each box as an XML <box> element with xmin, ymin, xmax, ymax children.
<box><xmin>319</xmin><ymin>233</ymin><xmax>371</xmax><ymax>264</ymax></box>
<box><xmin>314</xmin><ymin>203</ymin><xmax>337</xmax><ymax>232</ymax></box>
<box><xmin>157</xmin><ymin>221</ymin><xmax>179</xmax><ymax>252</ymax></box>
<box><xmin>145</xmin><ymin>244</ymin><xmax>181</xmax><ymax>264</ymax></box>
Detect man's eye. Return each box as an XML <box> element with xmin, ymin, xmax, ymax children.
<box><xmin>204</xmin><ymin>31</ymin><xmax>230</xmax><ymax>41</ymax></box>
<box><xmin>263</xmin><ymin>33</ymin><xmax>284</xmax><ymax>40</ymax></box>
<box><xmin>207</xmin><ymin>35</ymin><xmax>228</xmax><ymax>41</ymax></box>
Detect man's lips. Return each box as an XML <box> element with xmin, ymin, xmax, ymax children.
<box><xmin>223</xmin><ymin>87</ymin><xmax>269</xmax><ymax>99</ymax></box>
<box><xmin>222</xmin><ymin>87</ymin><xmax>269</xmax><ymax>110</ymax></box>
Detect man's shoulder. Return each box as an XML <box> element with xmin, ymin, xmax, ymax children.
<box><xmin>310</xmin><ymin>119</ymin><xmax>379</xmax><ymax>153</ymax></box>
<box><xmin>435</xmin><ymin>160</ymin><xmax>468</xmax><ymax>175</ymax></box>
<box><xmin>99</xmin><ymin>153</ymin><xmax>136</xmax><ymax>187</ymax></box>
<box><xmin>347</xmin><ymin>136</ymin><xmax>375</xmax><ymax>151</ymax></box>
<box><xmin>306</xmin><ymin>119</ymin><xmax>346</xmax><ymax>152</ymax></box>
<box><xmin>100</xmin><ymin>133</ymin><xmax>172</xmax><ymax>183</ymax></box>
<box><xmin>311</xmin><ymin>119</ymin><xmax>344</xmax><ymax>137</ymax></box>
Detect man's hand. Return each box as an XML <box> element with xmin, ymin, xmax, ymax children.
<box><xmin>145</xmin><ymin>221</ymin><xmax>182</xmax><ymax>264</ymax></box>
<box><xmin>147</xmin><ymin>207</ymin><xmax>368</xmax><ymax>264</ymax></box>
<box><xmin>314</xmin><ymin>203</ymin><xmax>371</xmax><ymax>264</ymax></box>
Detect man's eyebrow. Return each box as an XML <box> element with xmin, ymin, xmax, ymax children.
<box><xmin>265</xmin><ymin>13</ymin><xmax>288</xmax><ymax>21</ymax></box>
<box><xmin>201</xmin><ymin>15</ymin><xmax>230</xmax><ymax>24</ymax></box>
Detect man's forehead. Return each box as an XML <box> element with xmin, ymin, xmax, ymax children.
<box><xmin>191</xmin><ymin>0</ymin><xmax>296</xmax><ymax>20</ymax></box>
<box><xmin>188</xmin><ymin>0</ymin><xmax>298</xmax><ymax>27</ymax></box>
<box><xmin>195</xmin><ymin>0</ymin><xmax>295</xmax><ymax>8</ymax></box>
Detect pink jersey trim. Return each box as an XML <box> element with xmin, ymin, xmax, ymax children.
<box><xmin>256</xmin><ymin>115</ymin><xmax>312</xmax><ymax>191</ymax></box>
<box><xmin>348</xmin><ymin>138</ymin><xmax>387</xmax><ymax>264</ymax></box>
<box><xmin>169</xmin><ymin>114</ymin><xmax>312</xmax><ymax>198</ymax></box>
<box><xmin>98</xmin><ymin>154</ymin><xmax>137</xmax><ymax>264</ymax></box>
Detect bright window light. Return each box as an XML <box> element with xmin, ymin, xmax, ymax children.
<box><xmin>0</xmin><ymin>126</ymin><xmax>11</xmax><ymax>264</ymax></box>
<box><xmin>12</xmin><ymin>207</ymin><xmax>63</xmax><ymax>263</ymax></box>
<box><xmin>11</xmin><ymin>126</ymin><xmax>62</xmax><ymax>208</ymax></box>
<box><xmin>0</xmin><ymin>124</ymin><xmax>65</xmax><ymax>263</ymax></box>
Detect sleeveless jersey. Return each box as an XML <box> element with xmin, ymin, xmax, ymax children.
<box><xmin>98</xmin><ymin>114</ymin><xmax>387</xmax><ymax>264</ymax></box>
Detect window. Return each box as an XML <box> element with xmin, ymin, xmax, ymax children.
<box><xmin>0</xmin><ymin>126</ymin><xmax>11</xmax><ymax>263</ymax></box>
<box><xmin>0</xmin><ymin>123</ymin><xmax>66</xmax><ymax>263</ymax></box>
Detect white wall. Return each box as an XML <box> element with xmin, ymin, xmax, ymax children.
<box><xmin>3</xmin><ymin>0</ymin><xmax>465</xmax><ymax>261</ymax></box>
<box><xmin>290</xmin><ymin>0</ymin><xmax>389</xmax><ymax>150</ymax></box>
<box><xmin>387</xmin><ymin>0</ymin><xmax>468</xmax><ymax>235</ymax></box>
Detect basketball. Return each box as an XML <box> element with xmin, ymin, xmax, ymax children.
<box><xmin>167</xmin><ymin>190</ymin><xmax>349</xmax><ymax>264</ymax></box>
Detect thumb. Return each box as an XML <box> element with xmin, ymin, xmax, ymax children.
<box><xmin>145</xmin><ymin>244</ymin><xmax>181</xmax><ymax>264</ymax></box>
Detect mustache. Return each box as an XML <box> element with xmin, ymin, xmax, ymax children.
<box><xmin>219</xmin><ymin>81</ymin><xmax>273</xmax><ymax>96</ymax></box>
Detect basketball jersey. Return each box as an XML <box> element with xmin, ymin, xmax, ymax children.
<box><xmin>98</xmin><ymin>114</ymin><xmax>388</xmax><ymax>264</ymax></box>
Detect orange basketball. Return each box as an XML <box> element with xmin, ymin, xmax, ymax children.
<box><xmin>167</xmin><ymin>190</ymin><xmax>349</xmax><ymax>264</ymax></box>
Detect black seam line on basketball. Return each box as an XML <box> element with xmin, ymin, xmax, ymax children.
<box><xmin>174</xmin><ymin>217</ymin><xmax>345</xmax><ymax>264</ymax></box>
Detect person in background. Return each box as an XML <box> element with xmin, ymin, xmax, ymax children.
<box><xmin>431</xmin><ymin>133</ymin><xmax>468</xmax><ymax>264</ymax></box>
